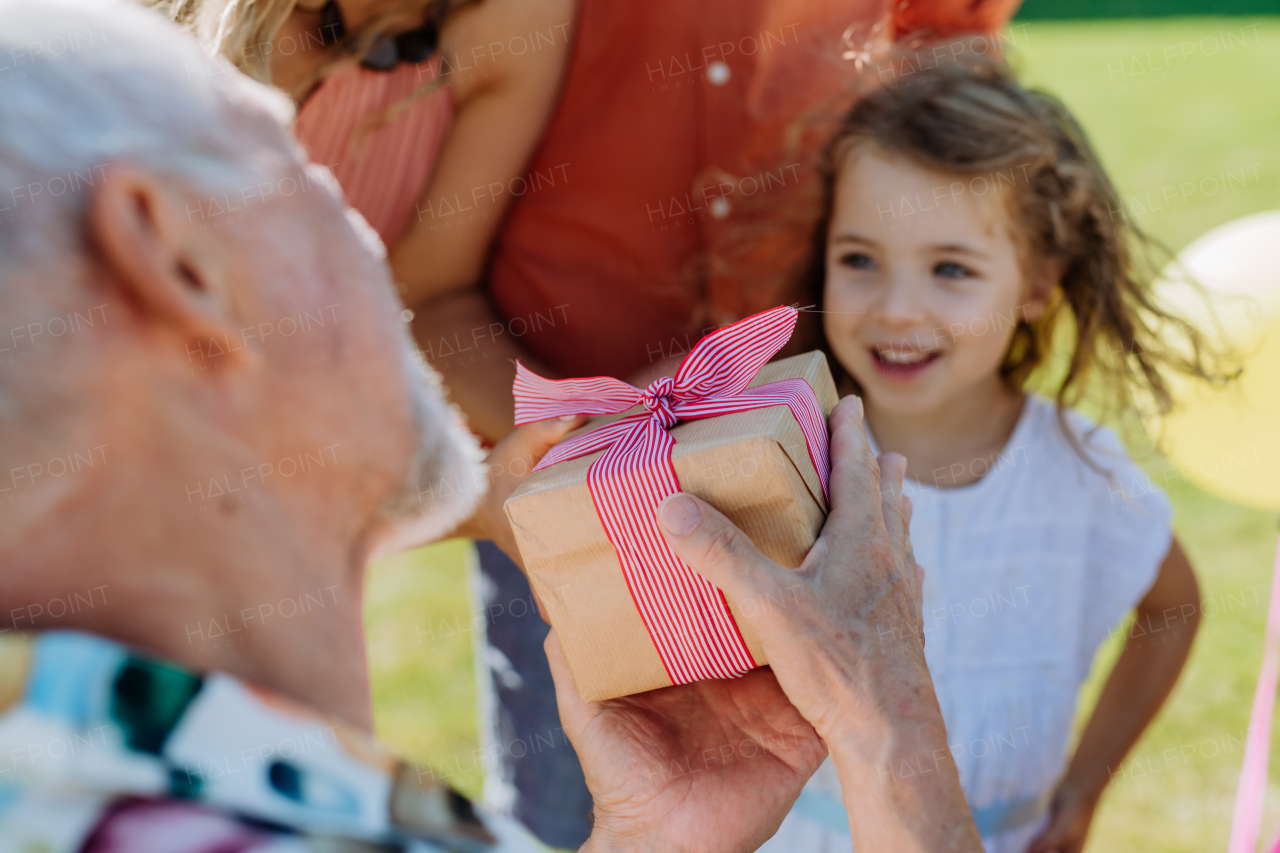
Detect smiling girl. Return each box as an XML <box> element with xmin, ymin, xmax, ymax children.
<box><xmin>762</xmin><ymin>56</ymin><xmax>1225</xmax><ymax>853</ymax></box>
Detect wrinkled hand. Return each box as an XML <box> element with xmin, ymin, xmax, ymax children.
<box><xmin>639</xmin><ymin>397</ymin><xmax>976</xmax><ymax>851</ymax></box>
<box><xmin>1024</xmin><ymin>784</ymin><xmax>1101</xmax><ymax>853</ymax></box>
<box><xmin>655</xmin><ymin>396</ymin><xmax>926</xmax><ymax>746</ymax></box>
<box><xmin>549</xmin><ymin>631</ymin><xmax>827</xmax><ymax>853</ymax></box>
<box><xmin>448</xmin><ymin>415</ymin><xmax>585</xmax><ymax>567</ymax></box>
<box><xmin>555</xmin><ymin>396</ymin><xmax>976</xmax><ymax>853</ymax></box>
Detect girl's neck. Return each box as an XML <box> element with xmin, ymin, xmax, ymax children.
<box><xmin>860</xmin><ymin>376</ymin><xmax>1027</xmax><ymax>490</ymax></box>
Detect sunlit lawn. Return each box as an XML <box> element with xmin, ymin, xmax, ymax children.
<box><xmin>1014</xmin><ymin>17</ymin><xmax>1280</xmax><ymax>853</ymax></box>
<box><xmin>365</xmin><ymin>17</ymin><xmax>1280</xmax><ymax>850</ymax></box>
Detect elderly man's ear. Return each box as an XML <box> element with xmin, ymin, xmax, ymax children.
<box><xmin>89</xmin><ymin>164</ymin><xmax>240</xmax><ymax>345</ymax></box>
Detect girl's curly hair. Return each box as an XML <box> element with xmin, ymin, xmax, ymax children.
<box><xmin>804</xmin><ymin>49</ymin><xmax>1234</xmax><ymax>448</ymax></box>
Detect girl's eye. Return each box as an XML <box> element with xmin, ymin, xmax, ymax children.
<box><xmin>934</xmin><ymin>261</ymin><xmax>973</xmax><ymax>279</ymax></box>
<box><xmin>840</xmin><ymin>252</ymin><xmax>875</xmax><ymax>270</ymax></box>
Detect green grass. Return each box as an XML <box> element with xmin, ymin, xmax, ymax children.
<box><xmin>1017</xmin><ymin>0</ymin><xmax>1280</xmax><ymax>21</ymax></box>
<box><xmin>364</xmin><ymin>17</ymin><xmax>1280</xmax><ymax>851</ymax></box>
<box><xmin>1010</xmin><ymin>18</ymin><xmax>1280</xmax><ymax>254</ymax></box>
<box><xmin>1012</xmin><ymin>17</ymin><xmax>1280</xmax><ymax>852</ymax></box>
<box><xmin>364</xmin><ymin>538</ymin><xmax>485</xmax><ymax>802</ymax></box>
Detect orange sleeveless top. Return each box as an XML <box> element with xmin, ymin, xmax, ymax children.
<box><xmin>294</xmin><ymin>56</ymin><xmax>454</xmax><ymax>247</ymax></box>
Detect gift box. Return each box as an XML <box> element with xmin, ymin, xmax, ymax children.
<box><xmin>503</xmin><ymin>307</ymin><xmax>839</xmax><ymax>701</ymax></box>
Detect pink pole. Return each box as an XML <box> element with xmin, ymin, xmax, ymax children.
<box><xmin>1230</xmin><ymin>532</ymin><xmax>1280</xmax><ymax>853</ymax></box>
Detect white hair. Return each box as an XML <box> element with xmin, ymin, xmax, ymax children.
<box><xmin>0</xmin><ymin>0</ymin><xmax>301</xmax><ymax>280</ymax></box>
<box><xmin>0</xmin><ymin>0</ymin><xmax>486</xmax><ymax>553</ymax></box>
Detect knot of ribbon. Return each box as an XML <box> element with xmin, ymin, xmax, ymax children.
<box><xmin>512</xmin><ymin>306</ymin><xmax>830</xmax><ymax>687</ymax></box>
<box><xmin>640</xmin><ymin>377</ymin><xmax>678</xmax><ymax>428</ymax></box>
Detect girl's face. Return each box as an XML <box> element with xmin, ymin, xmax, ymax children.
<box><xmin>823</xmin><ymin>146</ymin><xmax>1050</xmax><ymax>416</ymax></box>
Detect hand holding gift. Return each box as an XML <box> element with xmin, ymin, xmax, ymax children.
<box><xmin>554</xmin><ymin>399</ymin><xmax>982</xmax><ymax>853</ymax></box>
<box><xmin>445</xmin><ymin>414</ymin><xmax>587</xmax><ymax>574</ymax></box>
<box><xmin>504</xmin><ymin>306</ymin><xmax>838</xmax><ymax>700</ymax></box>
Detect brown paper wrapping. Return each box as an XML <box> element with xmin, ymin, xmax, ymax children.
<box><xmin>504</xmin><ymin>351</ymin><xmax>839</xmax><ymax>701</ymax></box>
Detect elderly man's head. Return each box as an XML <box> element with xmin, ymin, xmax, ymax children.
<box><xmin>0</xmin><ymin>0</ymin><xmax>481</xmax><ymax>672</ymax></box>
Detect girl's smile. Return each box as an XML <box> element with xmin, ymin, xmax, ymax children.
<box><xmin>868</xmin><ymin>344</ymin><xmax>944</xmax><ymax>381</ymax></box>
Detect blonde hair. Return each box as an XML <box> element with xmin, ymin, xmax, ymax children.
<box><xmin>152</xmin><ymin>0</ymin><xmax>446</xmax><ymax>90</ymax></box>
<box><xmin>156</xmin><ymin>0</ymin><xmax>295</xmax><ymax>82</ymax></box>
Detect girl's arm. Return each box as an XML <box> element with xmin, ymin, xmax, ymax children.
<box><xmin>391</xmin><ymin>0</ymin><xmax>574</xmax><ymax>441</ymax></box>
<box><xmin>1026</xmin><ymin>538</ymin><xmax>1200</xmax><ymax>853</ymax></box>
<box><xmin>389</xmin><ymin>0</ymin><xmax>575</xmax><ymax>303</ymax></box>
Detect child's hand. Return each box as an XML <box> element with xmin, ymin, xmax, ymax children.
<box><xmin>1024</xmin><ymin>783</ymin><xmax>1101</xmax><ymax>853</ymax></box>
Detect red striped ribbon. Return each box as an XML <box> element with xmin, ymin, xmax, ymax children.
<box><xmin>512</xmin><ymin>306</ymin><xmax>830</xmax><ymax>687</ymax></box>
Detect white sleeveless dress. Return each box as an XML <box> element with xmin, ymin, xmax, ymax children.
<box><xmin>759</xmin><ymin>396</ymin><xmax>1173</xmax><ymax>853</ymax></box>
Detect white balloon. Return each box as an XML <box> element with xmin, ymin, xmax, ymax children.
<box><xmin>1157</xmin><ymin>210</ymin><xmax>1280</xmax><ymax>353</ymax></box>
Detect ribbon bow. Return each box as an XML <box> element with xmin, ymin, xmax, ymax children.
<box><xmin>513</xmin><ymin>306</ymin><xmax>830</xmax><ymax>687</ymax></box>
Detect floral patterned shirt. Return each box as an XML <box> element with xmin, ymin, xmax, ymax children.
<box><xmin>0</xmin><ymin>631</ymin><xmax>544</xmax><ymax>853</ymax></box>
